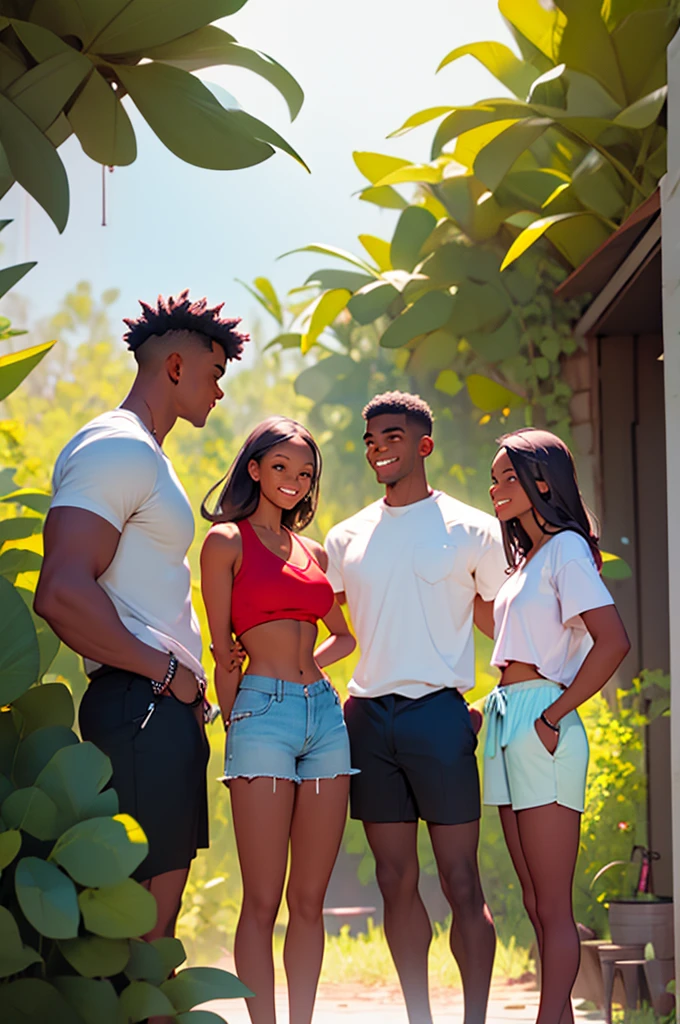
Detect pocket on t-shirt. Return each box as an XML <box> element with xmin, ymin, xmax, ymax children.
<box><xmin>413</xmin><ymin>543</ymin><xmax>458</xmax><ymax>585</ymax></box>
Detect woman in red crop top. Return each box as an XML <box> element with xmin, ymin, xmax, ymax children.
<box><xmin>200</xmin><ymin>416</ymin><xmax>357</xmax><ymax>1024</ymax></box>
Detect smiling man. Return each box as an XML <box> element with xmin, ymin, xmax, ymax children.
<box><xmin>35</xmin><ymin>292</ymin><xmax>248</xmax><ymax>953</ymax></box>
<box><xmin>325</xmin><ymin>391</ymin><xmax>506</xmax><ymax>1024</ymax></box>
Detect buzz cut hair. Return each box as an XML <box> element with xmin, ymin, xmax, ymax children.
<box><xmin>362</xmin><ymin>390</ymin><xmax>434</xmax><ymax>435</ymax></box>
<box><xmin>122</xmin><ymin>290</ymin><xmax>249</xmax><ymax>362</ymax></box>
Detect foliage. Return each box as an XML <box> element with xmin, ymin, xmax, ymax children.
<box><xmin>0</xmin><ymin>0</ymin><xmax>305</xmax><ymax>236</ymax></box>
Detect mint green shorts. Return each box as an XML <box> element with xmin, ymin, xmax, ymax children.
<box><xmin>483</xmin><ymin>680</ymin><xmax>589</xmax><ymax>812</ymax></box>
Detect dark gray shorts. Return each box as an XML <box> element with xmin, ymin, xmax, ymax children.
<box><xmin>344</xmin><ymin>688</ymin><xmax>480</xmax><ymax>825</ymax></box>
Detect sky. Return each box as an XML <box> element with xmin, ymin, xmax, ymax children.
<box><xmin>0</xmin><ymin>0</ymin><xmax>513</xmax><ymax>346</ymax></box>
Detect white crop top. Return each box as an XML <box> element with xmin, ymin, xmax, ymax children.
<box><xmin>491</xmin><ymin>530</ymin><xmax>614</xmax><ymax>687</ymax></box>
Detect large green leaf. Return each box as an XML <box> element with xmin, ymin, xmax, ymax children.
<box><xmin>0</xmin><ymin>262</ymin><xmax>37</xmax><ymax>302</ymax></box>
<box><xmin>236</xmin><ymin>277</ymin><xmax>282</xmax><ymax>324</ymax></box>
<box><xmin>0</xmin><ymin>828</ymin><xmax>21</xmax><ymax>868</ymax></box>
<box><xmin>125</xmin><ymin>939</ymin><xmax>167</xmax><ymax>984</ymax></box>
<box><xmin>571</xmin><ymin>151</ymin><xmax>624</xmax><ymax>220</ymax></box>
<box><xmin>391</xmin><ymin>207</ymin><xmax>437</xmax><ymax>273</ymax></box>
<box><xmin>162</xmin><ymin>967</ymin><xmax>253</xmax><ymax>1011</ymax></box>
<box><xmin>16</xmin><ymin>590</ymin><xmax>62</xmax><ymax>680</ymax></box>
<box><xmin>433</xmin><ymin>174</ymin><xmax>508</xmax><ymax>243</ymax></box>
<box><xmin>120</xmin><ymin>980</ymin><xmax>176</xmax><ymax>1022</ymax></box>
<box><xmin>151</xmin><ymin>937</ymin><xmax>186</xmax><ymax>978</ymax></box>
<box><xmin>374</xmin><ymin>164</ymin><xmax>442</xmax><ymax>187</ymax></box>
<box><xmin>1</xmin><ymin>489</ymin><xmax>51</xmax><ymax>514</ymax></box>
<box><xmin>358</xmin><ymin>234</ymin><xmax>391</xmax><ymax>271</ymax></box>
<box><xmin>3</xmin><ymin>785</ymin><xmax>61</xmax><ymax>839</ymax></box>
<box><xmin>501</xmin><ymin>167</ymin><xmax>571</xmax><ymax>209</ymax></box>
<box><xmin>300</xmin><ymin>289</ymin><xmax>351</xmax><ymax>354</ymax></box>
<box><xmin>58</xmin><ymin>935</ymin><xmax>131</xmax><ymax>978</ymax></box>
<box><xmin>52</xmin><ymin>814</ymin><xmax>148</xmax><ymax>888</ymax></box>
<box><xmin>601</xmin><ymin>551</ymin><xmax>632</xmax><ymax>580</ymax></box>
<box><xmin>14</xmin><ymin>725</ymin><xmax>79</xmax><ymax>788</ymax></box>
<box><xmin>0</xmin><ymin>341</ymin><xmax>56</xmax><ymax>402</ymax></box>
<box><xmin>353</xmin><ymin>151</ymin><xmax>411</xmax><ymax>185</ymax></box>
<box><xmin>0</xmin><ymin>546</ymin><xmax>42</xmax><ymax>583</ymax></box>
<box><xmin>71</xmin><ymin>0</ymin><xmax>246</xmax><ymax>54</ymax></box>
<box><xmin>467</xmin><ymin>374</ymin><xmax>525</xmax><ymax>412</ymax></box>
<box><xmin>417</xmin><ymin>243</ymin><xmax>469</xmax><ymax>288</ymax></box>
<box><xmin>348</xmin><ymin>281</ymin><xmax>400</xmax><ymax>325</ymax></box>
<box><xmin>499</xmin><ymin>0</ymin><xmax>566</xmax><ymax>61</ymax></box>
<box><xmin>474</xmin><ymin>118</ymin><xmax>551</xmax><ymax>192</ymax></box>
<box><xmin>53</xmin><ymin>977</ymin><xmax>120</xmax><ymax>1024</ymax></box>
<box><xmin>389</xmin><ymin>105</ymin><xmax>456</xmax><ymax>139</ymax></box>
<box><xmin>6</xmin><ymin>50</ymin><xmax>90</xmax><ymax>132</ymax></box>
<box><xmin>12</xmin><ymin>682</ymin><xmax>74</xmax><ymax>735</ymax></box>
<box><xmin>147</xmin><ymin>29</ymin><xmax>303</xmax><ymax>121</ymax></box>
<box><xmin>67</xmin><ymin>70</ymin><xmax>137</xmax><ymax>166</ymax></box>
<box><xmin>36</xmin><ymin>741</ymin><xmax>113</xmax><ymax>825</ymax></box>
<box><xmin>0</xmin><ymin>905</ymin><xmax>42</xmax><ymax>978</ymax></box>
<box><xmin>225</xmin><ymin>108</ymin><xmax>308</xmax><ymax>169</ymax></box>
<box><xmin>15</xmin><ymin>856</ymin><xmax>80</xmax><ymax>939</ymax></box>
<box><xmin>282</xmin><ymin>243</ymin><xmax>378</xmax><ymax>277</ymax></box>
<box><xmin>115</xmin><ymin>63</ymin><xmax>274</xmax><ymax>170</ymax></box>
<box><xmin>0</xmin><ymin>94</ymin><xmax>69</xmax><ymax>232</ymax></box>
<box><xmin>614</xmin><ymin>87</ymin><xmax>667</xmax><ymax>130</ymax></box>
<box><xmin>451</xmin><ymin>282</ymin><xmax>511</xmax><ymax>335</ymax></box>
<box><xmin>3</xmin><ymin>978</ymin><xmax>80</xmax><ymax>1024</ymax></box>
<box><xmin>358</xmin><ymin>185</ymin><xmax>408</xmax><ymax>209</ymax></box>
<box><xmin>380</xmin><ymin>292</ymin><xmax>455</xmax><ymax>349</ymax></box>
<box><xmin>501</xmin><ymin>211</ymin><xmax>611</xmax><ymax>270</ymax></box>
<box><xmin>431</xmin><ymin>102</ymin><xmax>530</xmax><ymax>157</ymax></box>
<box><xmin>294</xmin><ymin>355</ymin><xmax>355</xmax><ymax>403</ymax></box>
<box><xmin>0</xmin><ymin>516</ymin><xmax>42</xmax><ymax>544</ymax></box>
<box><xmin>0</xmin><ymin>575</ymin><xmax>40</xmax><ymax>704</ymax></box>
<box><xmin>612</xmin><ymin>8</ymin><xmax>676</xmax><ymax>103</ymax></box>
<box><xmin>468</xmin><ymin>317</ymin><xmax>522</xmax><ymax>362</ymax></box>
<box><xmin>79</xmin><ymin>879</ymin><xmax>157</xmax><ymax>938</ymax></box>
<box><xmin>556</xmin><ymin>0</ymin><xmax>625</xmax><ymax>105</ymax></box>
<box><xmin>437</xmin><ymin>41</ymin><xmax>538</xmax><ymax>99</ymax></box>
<box><xmin>304</xmin><ymin>269</ymin><xmax>374</xmax><ymax>292</ymax></box>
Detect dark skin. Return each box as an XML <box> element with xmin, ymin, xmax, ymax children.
<box><xmin>35</xmin><ymin>332</ymin><xmax>231</xmax><ymax>1024</ymax></box>
<box><xmin>337</xmin><ymin>412</ymin><xmax>496</xmax><ymax>1024</ymax></box>
<box><xmin>486</xmin><ymin>449</ymin><xmax>631</xmax><ymax>1024</ymax></box>
<box><xmin>201</xmin><ymin>436</ymin><xmax>356</xmax><ymax>1024</ymax></box>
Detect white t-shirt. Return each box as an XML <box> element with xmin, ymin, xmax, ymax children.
<box><xmin>325</xmin><ymin>490</ymin><xmax>506</xmax><ymax>699</ymax></box>
<box><xmin>50</xmin><ymin>409</ymin><xmax>204</xmax><ymax>678</ymax></box>
<box><xmin>492</xmin><ymin>530</ymin><xmax>614</xmax><ymax>686</ymax></box>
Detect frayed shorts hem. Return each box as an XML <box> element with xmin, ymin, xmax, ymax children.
<box><xmin>219</xmin><ymin>770</ymin><xmax>359</xmax><ymax>790</ymax></box>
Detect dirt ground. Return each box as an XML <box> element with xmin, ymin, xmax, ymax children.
<box><xmin>202</xmin><ymin>979</ymin><xmax>606</xmax><ymax>1023</ymax></box>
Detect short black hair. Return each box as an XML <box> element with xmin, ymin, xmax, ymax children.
<box><xmin>122</xmin><ymin>290</ymin><xmax>249</xmax><ymax>361</ymax></box>
<box><xmin>362</xmin><ymin>391</ymin><xmax>433</xmax><ymax>435</ymax></box>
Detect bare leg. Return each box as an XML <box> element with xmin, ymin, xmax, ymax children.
<box><xmin>284</xmin><ymin>776</ymin><xmax>350</xmax><ymax>1024</ymax></box>
<box><xmin>364</xmin><ymin>821</ymin><xmax>433</xmax><ymax>1024</ymax></box>
<box><xmin>142</xmin><ymin>867</ymin><xmax>190</xmax><ymax>1024</ymax></box>
<box><xmin>499</xmin><ymin>805</ymin><xmax>574</xmax><ymax>1024</ymax></box>
<box><xmin>516</xmin><ymin>804</ymin><xmax>581</xmax><ymax>1024</ymax></box>
<box><xmin>230</xmin><ymin>778</ymin><xmax>296</xmax><ymax>1024</ymax></box>
<box><xmin>429</xmin><ymin>821</ymin><xmax>495</xmax><ymax>1024</ymax></box>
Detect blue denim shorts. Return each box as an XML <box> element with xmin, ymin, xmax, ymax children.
<box><xmin>221</xmin><ymin>675</ymin><xmax>359</xmax><ymax>786</ymax></box>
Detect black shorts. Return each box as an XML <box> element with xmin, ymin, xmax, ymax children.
<box><xmin>79</xmin><ymin>667</ymin><xmax>209</xmax><ymax>881</ymax></box>
<box><xmin>344</xmin><ymin>687</ymin><xmax>480</xmax><ymax>825</ymax></box>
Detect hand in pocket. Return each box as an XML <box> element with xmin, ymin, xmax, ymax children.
<box><xmin>534</xmin><ymin>716</ymin><xmax>559</xmax><ymax>754</ymax></box>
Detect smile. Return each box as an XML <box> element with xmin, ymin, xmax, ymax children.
<box><xmin>494</xmin><ymin>499</ymin><xmax>511</xmax><ymax>507</ymax></box>
<box><xmin>376</xmin><ymin>458</ymin><xmax>398</xmax><ymax>467</ymax></box>
<box><xmin>279</xmin><ymin>487</ymin><xmax>298</xmax><ymax>496</ymax></box>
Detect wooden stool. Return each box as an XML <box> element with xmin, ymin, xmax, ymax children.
<box><xmin>597</xmin><ymin>944</ymin><xmax>646</xmax><ymax>1024</ymax></box>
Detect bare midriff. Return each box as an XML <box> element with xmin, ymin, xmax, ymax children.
<box><xmin>499</xmin><ymin>661</ymin><xmax>546</xmax><ymax>686</ymax></box>
<box><xmin>239</xmin><ymin>618</ymin><xmax>325</xmax><ymax>685</ymax></box>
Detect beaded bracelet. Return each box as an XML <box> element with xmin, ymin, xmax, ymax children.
<box><xmin>151</xmin><ymin>654</ymin><xmax>178</xmax><ymax>697</ymax></box>
<box><xmin>540</xmin><ymin>710</ymin><xmax>560</xmax><ymax>734</ymax></box>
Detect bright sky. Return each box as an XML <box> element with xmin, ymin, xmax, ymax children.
<box><xmin>1</xmin><ymin>0</ymin><xmax>513</xmax><ymax>342</ymax></box>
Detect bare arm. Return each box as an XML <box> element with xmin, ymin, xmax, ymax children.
<box><xmin>200</xmin><ymin>524</ymin><xmax>243</xmax><ymax>723</ymax></box>
<box><xmin>537</xmin><ymin>604</ymin><xmax>631</xmax><ymax>751</ymax></box>
<box><xmin>473</xmin><ymin>595</ymin><xmax>495</xmax><ymax>639</ymax></box>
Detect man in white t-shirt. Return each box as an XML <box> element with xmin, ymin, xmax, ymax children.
<box><xmin>325</xmin><ymin>391</ymin><xmax>507</xmax><ymax>1024</ymax></box>
<box><xmin>35</xmin><ymin>291</ymin><xmax>248</xmax><ymax>945</ymax></box>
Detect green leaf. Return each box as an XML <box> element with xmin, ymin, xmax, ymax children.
<box><xmin>262</xmin><ymin>332</ymin><xmax>302</xmax><ymax>352</ymax></box>
<box><xmin>58</xmin><ymin>935</ymin><xmax>130</xmax><ymax>978</ymax></box>
<box><xmin>467</xmin><ymin>374</ymin><xmax>525</xmax><ymax>413</ymax></box>
<box><xmin>52</xmin><ymin>814</ymin><xmax>148</xmax><ymax>888</ymax></box>
<box><xmin>380</xmin><ymin>292</ymin><xmax>456</xmax><ymax>349</ymax></box>
<box><xmin>614</xmin><ymin>87</ymin><xmax>667</xmax><ymax>130</ymax></box>
<box><xmin>358</xmin><ymin>185</ymin><xmax>408</xmax><ymax>210</ymax></box>
<box><xmin>67</xmin><ymin>70</ymin><xmax>137</xmax><ymax>166</ymax></box>
<box><xmin>3</xmin><ymin>978</ymin><xmax>80</xmax><ymax>1023</ymax></box>
<box><xmin>0</xmin><ymin>828</ymin><xmax>21</xmax><ymax>868</ymax></box>
<box><xmin>224</xmin><ymin>108</ymin><xmax>308</xmax><ymax>170</ymax></box>
<box><xmin>300</xmin><ymin>289</ymin><xmax>351</xmax><ymax>354</ymax></box>
<box><xmin>6</xmin><ymin>50</ymin><xmax>90</xmax><ymax>133</ymax></box>
<box><xmin>431</xmin><ymin>103</ymin><xmax>528</xmax><ymax>158</ymax></box>
<box><xmin>433</xmin><ymin>174</ymin><xmax>507</xmax><ymax>244</ymax></box>
<box><xmin>0</xmin><ymin>546</ymin><xmax>42</xmax><ymax>582</ymax></box>
<box><xmin>353</xmin><ymin>151</ymin><xmax>411</xmax><ymax>185</ymax></box>
<box><xmin>125</xmin><ymin>939</ymin><xmax>166</xmax><ymax>984</ymax></box>
<box><xmin>0</xmin><ymin>575</ymin><xmax>40</xmax><ymax>704</ymax></box>
<box><xmin>14</xmin><ymin>726</ymin><xmax>79</xmax><ymax>788</ymax></box>
<box><xmin>0</xmin><ymin>94</ymin><xmax>69</xmax><ymax>232</ymax></box>
<box><xmin>0</xmin><ymin>517</ymin><xmax>42</xmax><ymax>544</ymax></box>
<box><xmin>0</xmin><ymin>714</ymin><xmax>19</xmax><ymax>781</ymax></box>
<box><xmin>162</xmin><ymin>966</ymin><xmax>253</xmax><ymax>1011</ymax></box>
<box><xmin>79</xmin><ymin>879</ymin><xmax>158</xmax><ymax>939</ymax></box>
<box><xmin>500</xmin><ymin>211</ymin><xmax>611</xmax><ymax>270</ymax></box>
<box><xmin>36</xmin><ymin>741</ymin><xmax>113</xmax><ymax>827</ymax></box>
<box><xmin>303</xmin><ymin>269</ymin><xmax>374</xmax><ymax>292</ymax></box>
<box><xmin>612</xmin><ymin>8</ymin><xmax>676</xmax><ymax>104</ymax></box>
<box><xmin>281</xmin><ymin>243</ymin><xmax>377</xmax><ymax>278</ymax></box>
<box><xmin>120</xmin><ymin>979</ymin><xmax>176</xmax><ymax>1022</ymax></box>
<box><xmin>451</xmin><ymin>282</ymin><xmax>511</xmax><ymax>335</ymax></box>
<box><xmin>348</xmin><ymin>281</ymin><xmax>400</xmax><ymax>326</ymax></box>
<box><xmin>3</xmin><ymin>785</ymin><xmax>61</xmax><ymax>839</ymax></box>
<box><xmin>9</xmin><ymin>17</ymin><xmax>72</xmax><ymax>62</ymax></box>
<box><xmin>16</xmin><ymin>856</ymin><xmax>80</xmax><ymax>939</ymax></box>
<box><xmin>434</xmin><ymin>369</ymin><xmax>463</xmax><ymax>397</ymax></box>
<box><xmin>499</xmin><ymin>0</ymin><xmax>566</xmax><ymax>61</ymax></box>
<box><xmin>502</xmin><ymin>168</ymin><xmax>571</xmax><ymax>209</ymax></box>
<box><xmin>1</xmin><ymin>489</ymin><xmax>51</xmax><ymax>513</ymax></box>
<box><xmin>418</xmin><ymin>243</ymin><xmax>469</xmax><ymax>287</ymax></box>
<box><xmin>571</xmin><ymin>151</ymin><xmax>624</xmax><ymax>220</ymax></box>
<box><xmin>437</xmin><ymin>41</ymin><xmax>538</xmax><ymax>99</ymax></box>
<box><xmin>236</xmin><ymin>277</ymin><xmax>283</xmax><ymax>324</ymax></box>
<box><xmin>53</xmin><ymin>977</ymin><xmax>120</xmax><ymax>1024</ymax></box>
<box><xmin>474</xmin><ymin>118</ymin><xmax>551</xmax><ymax>192</ymax></box>
<box><xmin>358</xmin><ymin>235</ymin><xmax>391</xmax><ymax>271</ymax></box>
<box><xmin>115</xmin><ymin>63</ymin><xmax>274</xmax><ymax>171</ymax></box>
<box><xmin>0</xmin><ymin>262</ymin><xmax>37</xmax><ymax>302</ymax></box>
<box><xmin>294</xmin><ymin>354</ymin><xmax>355</xmax><ymax>403</ymax></box>
<box><xmin>556</xmin><ymin>0</ymin><xmax>626</xmax><ymax>105</ymax></box>
<box><xmin>81</xmin><ymin>0</ymin><xmax>246</xmax><ymax>54</ymax></box>
<box><xmin>389</xmin><ymin>105</ymin><xmax>455</xmax><ymax>138</ymax></box>
<box><xmin>374</xmin><ymin>164</ymin><xmax>442</xmax><ymax>187</ymax></box>
<box><xmin>151</xmin><ymin>937</ymin><xmax>186</xmax><ymax>978</ymax></box>
<box><xmin>16</xmin><ymin>591</ymin><xmax>62</xmax><ymax>680</ymax></box>
<box><xmin>0</xmin><ymin>341</ymin><xmax>56</xmax><ymax>402</ymax></box>
<box><xmin>601</xmin><ymin>551</ymin><xmax>633</xmax><ymax>580</ymax></box>
<box><xmin>468</xmin><ymin>317</ymin><xmax>522</xmax><ymax>362</ymax></box>
<box><xmin>12</xmin><ymin>683</ymin><xmax>73</xmax><ymax>735</ymax></box>
<box><xmin>391</xmin><ymin>207</ymin><xmax>437</xmax><ymax>273</ymax></box>
<box><xmin>0</xmin><ymin>905</ymin><xmax>42</xmax><ymax>978</ymax></box>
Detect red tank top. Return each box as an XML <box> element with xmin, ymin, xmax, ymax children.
<box><xmin>231</xmin><ymin>519</ymin><xmax>335</xmax><ymax>638</ymax></box>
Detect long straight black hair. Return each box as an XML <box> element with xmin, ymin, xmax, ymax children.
<box><xmin>496</xmin><ymin>428</ymin><xmax>602</xmax><ymax>571</ymax></box>
<box><xmin>201</xmin><ymin>416</ymin><xmax>322</xmax><ymax>532</ymax></box>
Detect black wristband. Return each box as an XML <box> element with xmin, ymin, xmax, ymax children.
<box><xmin>540</xmin><ymin>711</ymin><xmax>560</xmax><ymax>733</ymax></box>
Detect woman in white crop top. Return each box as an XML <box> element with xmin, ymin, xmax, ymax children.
<box><xmin>480</xmin><ymin>428</ymin><xmax>630</xmax><ymax>1024</ymax></box>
